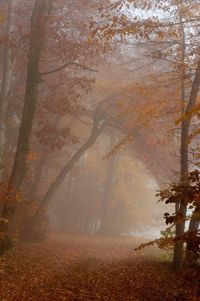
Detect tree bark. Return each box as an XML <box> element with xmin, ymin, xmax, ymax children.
<box><xmin>0</xmin><ymin>0</ymin><xmax>51</xmax><ymax>250</ymax></box>
<box><xmin>0</xmin><ymin>0</ymin><xmax>14</xmax><ymax>179</ymax></box>
<box><xmin>173</xmin><ymin>2</ymin><xmax>200</xmax><ymax>269</ymax></box>
<box><xmin>28</xmin><ymin>155</ymin><xmax>48</xmax><ymax>201</ymax></box>
<box><xmin>173</xmin><ymin>6</ymin><xmax>187</xmax><ymax>270</ymax></box>
<box><xmin>174</xmin><ymin>58</ymin><xmax>200</xmax><ymax>270</ymax></box>
<box><xmin>185</xmin><ymin>60</ymin><xmax>200</xmax><ymax>257</ymax></box>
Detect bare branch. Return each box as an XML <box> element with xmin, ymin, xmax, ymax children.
<box><xmin>40</xmin><ymin>62</ymin><xmax>98</xmax><ymax>75</ymax></box>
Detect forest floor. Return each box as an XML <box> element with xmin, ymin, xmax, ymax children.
<box><xmin>0</xmin><ymin>234</ymin><xmax>199</xmax><ymax>301</ymax></box>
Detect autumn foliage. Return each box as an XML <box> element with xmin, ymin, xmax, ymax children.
<box><xmin>0</xmin><ymin>0</ymin><xmax>200</xmax><ymax>299</ymax></box>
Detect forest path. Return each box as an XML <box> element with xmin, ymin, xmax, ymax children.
<box><xmin>0</xmin><ymin>235</ymin><xmax>186</xmax><ymax>301</ymax></box>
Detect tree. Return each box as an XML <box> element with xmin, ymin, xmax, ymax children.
<box><xmin>0</xmin><ymin>0</ymin><xmax>51</xmax><ymax>252</ymax></box>
<box><xmin>174</xmin><ymin>58</ymin><xmax>200</xmax><ymax>269</ymax></box>
<box><xmin>99</xmin><ymin>133</ymin><xmax>115</xmax><ymax>234</ymax></box>
<box><xmin>92</xmin><ymin>0</ymin><xmax>200</xmax><ymax>269</ymax></box>
<box><xmin>0</xmin><ymin>0</ymin><xmax>101</xmax><ymax>249</ymax></box>
<box><xmin>28</xmin><ymin>97</ymin><xmax>108</xmax><ymax>239</ymax></box>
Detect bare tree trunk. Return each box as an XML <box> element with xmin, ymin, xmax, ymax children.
<box><xmin>65</xmin><ymin>174</ymin><xmax>75</xmax><ymax>232</ymax></box>
<box><xmin>0</xmin><ymin>0</ymin><xmax>14</xmax><ymax>178</ymax></box>
<box><xmin>7</xmin><ymin>0</ymin><xmax>49</xmax><ymax>190</ymax></box>
<box><xmin>0</xmin><ymin>0</ymin><xmax>51</xmax><ymax>252</ymax></box>
<box><xmin>173</xmin><ymin>6</ymin><xmax>187</xmax><ymax>270</ymax></box>
<box><xmin>28</xmin><ymin>155</ymin><xmax>48</xmax><ymax>201</ymax></box>
<box><xmin>174</xmin><ymin>58</ymin><xmax>200</xmax><ymax>270</ymax></box>
<box><xmin>173</xmin><ymin>3</ymin><xmax>200</xmax><ymax>269</ymax></box>
<box><xmin>185</xmin><ymin>57</ymin><xmax>200</xmax><ymax>260</ymax></box>
<box><xmin>99</xmin><ymin>134</ymin><xmax>115</xmax><ymax>235</ymax></box>
<box><xmin>78</xmin><ymin>169</ymin><xmax>91</xmax><ymax>234</ymax></box>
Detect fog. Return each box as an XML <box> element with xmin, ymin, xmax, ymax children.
<box><xmin>28</xmin><ymin>59</ymin><xmax>171</xmax><ymax>240</ymax></box>
<box><xmin>1</xmin><ymin>1</ymin><xmax>200</xmax><ymax>300</ymax></box>
<box><xmin>1</xmin><ymin>0</ymin><xmax>195</xmax><ymax>243</ymax></box>
<box><xmin>48</xmin><ymin>135</ymin><xmax>162</xmax><ymax>237</ymax></box>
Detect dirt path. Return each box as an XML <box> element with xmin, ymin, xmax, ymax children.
<box><xmin>0</xmin><ymin>235</ymin><xmax>193</xmax><ymax>301</ymax></box>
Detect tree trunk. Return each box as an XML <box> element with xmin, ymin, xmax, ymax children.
<box><xmin>186</xmin><ymin>205</ymin><xmax>200</xmax><ymax>262</ymax></box>
<box><xmin>28</xmin><ymin>110</ymin><xmax>106</xmax><ymax>240</ymax></box>
<box><xmin>185</xmin><ymin>58</ymin><xmax>200</xmax><ymax>261</ymax></box>
<box><xmin>173</xmin><ymin>7</ymin><xmax>186</xmax><ymax>270</ymax></box>
<box><xmin>78</xmin><ymin>169</ymin><xmax>91</xmax><ymax>234</ymax></box>
<box><xmin>0</xmin><ymin>0</ymin><xmax>14</xmax><ymax>179</ymax></box>
<box><xmin>99</xmin><ymin>134</ymin><xmax>115</xmax><ymax>235</ymax></box>
<box><xmin>0</xmin><ymin>0</ymin><xmax>51</xmax><ymax>251</ymax></box>
<box><xmin>28</xmin><ymin>155</ymin><xmax>48</xmax><ymax>201</ymax></box>
<box><xmin>173</xmin><ymin>58</ymin><xmax>200</xmax><ymax>270</ymax></box>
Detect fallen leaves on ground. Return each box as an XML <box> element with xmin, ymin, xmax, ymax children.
<box><xmin>0</xmin><ymin>235</ymin><xmax>198</xmax><ymax>301</ymax></box>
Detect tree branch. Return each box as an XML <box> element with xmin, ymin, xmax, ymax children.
<box><xmin>40</xmin><ymin>62</ymin><xmax>98</xmax><ymax>75</ymax></box>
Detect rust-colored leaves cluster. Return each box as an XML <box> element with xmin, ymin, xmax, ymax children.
<box><xmin>0</xmin><ymin>236</ymin><xmax>197</xmax><ymax>301</ymax></box>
